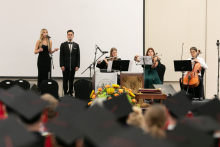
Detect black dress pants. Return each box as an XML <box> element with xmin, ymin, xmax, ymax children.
<box><xmin>62</xmin><ymin>67</ymin><xmax>76</xmax><ymax>94</ymax></box>
<box><xmin>179</xmin><ymin>76</ymin><xmax>204</xmax><ymax>98</ymax></box>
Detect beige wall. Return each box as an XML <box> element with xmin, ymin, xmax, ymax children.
<box><xmin>145</xmin><ymin>0</ymin><xmax>218</xmax><ymax>98</ymax></box>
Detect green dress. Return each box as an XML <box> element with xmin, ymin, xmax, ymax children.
<box><xmin>142</xmin><ymin>61</ymin><xmax>162</xmax><ymax>88</ymax></box>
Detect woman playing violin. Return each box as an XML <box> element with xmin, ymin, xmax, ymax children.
<box><xmin>134</xmin><ymin>48</ymin><xmax>162</xmax><ymax>88</ymax></box>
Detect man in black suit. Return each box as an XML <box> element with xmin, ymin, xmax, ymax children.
<box><xmin>60</xmin><ymin>30</ymin><xmax>80</xmax><ymax>96</ymax></box>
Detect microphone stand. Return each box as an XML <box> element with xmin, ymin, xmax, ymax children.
<box><xmin>93</xmin><ymin>45</ymin><xmax>97</xmax><ymax>76</ymax></box>
<box><xmin>81</xmin><ymin>52</ymin><xmax>107</xmax><ymax>93</ymax></box>
<box><xmin>48</xmin><ymin>37</ymin><xmax>54</xmax><ymax>80</ymax></box>
<box><xmin>181</xmin><ymin>43</ymin><xmax>184</xmax><ymax>91</ymax></box>
<box><xmin>215</xmin><ymin>40</ymin><xmax>220</xmax><ymax>98</ymax></box>
<box><xmin>143</xmin><ymin>57</ymin><xmax>146</xmax><ymax>88</ymax></box>
<box><xmin>69</xmin><ymin>39</ymin><xmax>73</xmax><ymax>95</ymax></box>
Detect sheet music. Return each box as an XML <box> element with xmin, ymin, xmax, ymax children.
<box><xmin>138</xmin><ymin>56</ymin><xmax>152</xmax><ymax>65</ymax></box>
<box><xmin>107</xmin><ymin>61</ymin><xmax>113</xmax><ymax>72</ymax></box>
<box><xmin>128</xmin><ymin>61</ymin><xmax>133</xmax><ymax>71</ymax></box>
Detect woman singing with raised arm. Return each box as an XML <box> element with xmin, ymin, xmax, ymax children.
<box><xmin>34</xmin><ymin>28</ymin><xmax>58</xmax><ymax>86</ymax></box>
<box><xmin>134</xmin><ymin>48</ymin><xmax>162</xmax><ymax>88</ymax></box>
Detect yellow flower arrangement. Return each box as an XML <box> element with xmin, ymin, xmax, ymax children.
<box><xmin>90</xmin><ymin>90</ymin><xmax>94</xmax><ymax>98</ymax></box>
<box><xmin>88</xmin><ymin>101</ymin><xmax>92</xmax><ymax>105</ymax></box>
<box><xmin>87</xmin><ymin>84</ymin><xmax>137</xmax><ymax>106</ymax></box>
<box><xmin>92</xmin><ymin>95</ymin><xmax>96</xmax><ymax>99</ymax></box>
<box><xmin>114</xmin><ymin>93</ymin><xmax>119</xmax><ymax>97</ymax></box>
<box><xmin>131</xmin><ymin>99</ymin><xmax>137</xmax><ymax>103</ymax></box>
<box><xmin>112</xmin><ymin>84</ymin><xmax>120</xmax><ymax>89</ymax></box>
<box><xmin>107</xmin><ymin>88</ymin><xmax>115</xmax><ymax>94</ymax></box>
<box><xmin>105</xmin><ymin>85</ymin><xmax>111</xmax><ymax>88</ymax></box>
<box><xmin>118</xmin><ymin>89</ymin><xmax>123</xmax><ymax>93</ymax></box>
<box><xmin>129</xmin><ymin>92</ymin><xmax>135</xmax><ymax>97</ymax></box>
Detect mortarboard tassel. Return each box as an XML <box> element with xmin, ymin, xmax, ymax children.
<box><xmin>164</xmin><ymin>120</ymin><xmax>170</xmax><ymax>130</ymax></box>
<box><xmin>0</xmin><ymin>101</ymin><xmax>7</xmax><ymax>120</ymax></box>
<box><xmin>44</xmin><ymin>134</ymin><xmax>52</xmax><ymax>147</ymax></box>
<box><xmin>219</xmin><ymin>138</ymin><xmax>220</xmax><ymax>147</ymax></box>
<box><xmin>42</xmin><ymin>109</ymin><xmax>48</xmax><ymax>124</ymax></box>
<box><xmin>186</xmin><ymin>111</ymin><xmax>193</xmax><ymax>118</ymax></box>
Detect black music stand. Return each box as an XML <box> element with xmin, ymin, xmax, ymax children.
<box><xmin>111</xmin><ymin>60</ymin><xmax>130</xmax><ymax>73</ymax></box>
<box><xmin>174</xmin><ymin>60</ymin><xmax>192</xmax><ymax>90</ymax></box>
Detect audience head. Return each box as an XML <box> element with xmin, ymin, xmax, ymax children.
<box><xmin>144</xmin><ymin>104</ymin><xmax>166</xmax><ymax>139</ymax></box>
<box><xmin>90</xmin><ymin>98</ymin><xmax>105</xmax><ymax>108</ymax></box>
<box><xmin>126</xmin><ymin>106</ymin><xmax>145</xmax><ymax>130</ymax></box>
<box><xmin>41</xmin><ymin>93</ymin><xmax>58</xmax><ymax>119</ymax></box>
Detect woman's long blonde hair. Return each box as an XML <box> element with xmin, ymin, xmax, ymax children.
<box><xmin>108</xmin><ymin>47</ymin><xmax>118</xmax><ymax>61</ymax></box>
<box><xmin>39</xmin><ymin>28</ymin><xmax>51</xmax><ymax>51</ymax></box>
<box><xmin>144</xmin><ymin>104</ymin><xmax>166</xmax><ymax>139</ymax></box>
<box><xmin>40</xmin><ymin>94</ymin><xmax>58</xmax><ymax>119</ymax></box>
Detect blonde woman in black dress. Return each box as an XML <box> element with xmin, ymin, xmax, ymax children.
<box><xmin>34</xmin><ymin>28</ymin><xmax>58</xmax><ymax>86</ymax></box>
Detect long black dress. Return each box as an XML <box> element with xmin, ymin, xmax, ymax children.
<box><xmin>37</xmin><ymin>45</ymin><xmax>51</xmax><ymax>86</ymax></box>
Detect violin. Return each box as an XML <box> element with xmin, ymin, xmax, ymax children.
<box><xmin>182</xmin><ymin>50</ymin><xmax>202</xmax><ymax>88</ymax></box>
<box><xmin>152</xmin><ymin>53</ymin><xmax>162</xmax><ymax>62</ymax></box>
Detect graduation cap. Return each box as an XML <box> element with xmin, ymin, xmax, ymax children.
<box><xmin>0</xmin><ymin>88</ymin><xmax>4</xmax><ymax>92</ymax></box>
<box><xmin>103</xmin><ymin>93</ymin><xmax>133</xmax><ymax>119</ymax></box>
<box><xmin>6</xmin><ymin>90</ymin><xmax>48</xmax><ymax>122</ymax></box>
<box><xmin>167</xmin><ymin>122</ymin><xmax>214</xmax><ymax>147</ymax></box>
<box><xmin>0</xmin><ymin>117</ymin><xmax>37</xmax><ymax>147</ymax></box>
<box><xmin>181</xmin><ymin>116</ymin><xmax>220</xmax><ymax>134</ymax></box>
<box><xmin>46</xmin><ymin>115</ymin><xmax>83</xmax><ymax>147</ymax></box>
<box><xmin>0</xmin><ymin>85</ymin><xmax>26</xmax><ymax>106</ymax></box>
<box><xmin>76</xmin><ymin>105</ymin><xmax>174</xmax><ymax>147</ymax></box>
<box><xmin>192</xmin><ymin>98</ymin><xmax>220</xmax><ymax>123</ymax></box>
<box><xmin>55</xmin><ymin>96</ymin><xmax>87</xmax><ymax>117</ymax></box>
<box><xmin>100</xmin><ymin>126</ymin><xmax>176</xmax><ymax>147</ymax></box>
<box><xmin>163</xmin><ymin>91</ymin><xmax>193</xmax><ymax>119</ymax></box>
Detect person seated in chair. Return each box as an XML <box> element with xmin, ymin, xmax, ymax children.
<box><xmin>96</xmin><ymin>47</ymin><xmax>121</xmax><ymax>69</ymax></box>
<box><xmin>179</xmin><ymin>47</ymin><xmax>208</xmax><ymax>100</ymax></box>
<box><xmin>96</xmin><ymin>47</ymin><xmax>121</xmax><ymax>84</ymax></box>
<box><xmin>134</xmin><ymin>48</ymin><xmax>162</xmax><ymax>88</ymax></box>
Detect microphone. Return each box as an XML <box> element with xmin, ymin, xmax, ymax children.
<box><xmin>217</xmin><ymin>40</ymin><xmax>219</xmax><ymax>47</ymax></box>
<box><xmin>68</xmin><ymin>38</ymin><xmax>72</xmax><ymax>42</ymax></box>
<box><xmin>96</xmin><ymin>45</ymin><xmax>102</xmax><ymax>52</ymax></box>
<box><xmin>96</xmin><ymin>45</ymin><xmax>108</xmax><ymax>53</ymax></box>
<box><xmin>46</xmin><ymin>35</ymin><xmax>51</xmax><ymax>38</ymax></box>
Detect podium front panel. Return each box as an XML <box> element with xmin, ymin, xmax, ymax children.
<box><xmin>93</xmin><ymin>72</ymin><xmax>117</xmax><ymax>92</ymax></box>
<box><xmin>120</xmin><ymin>73</ymin><xmax>144</xmax><ymax>94</ymax></box>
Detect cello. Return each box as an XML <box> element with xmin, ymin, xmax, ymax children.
<box><xmin>182</xmin><ymin>50</ymin><xmax>202</xmax><ymax>88</ymax></box>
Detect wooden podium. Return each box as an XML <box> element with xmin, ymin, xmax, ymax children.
<box><xmin>120</xmin><ymin>73</ymin><xmax>144</xmax><ymax>94</ymax></box>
